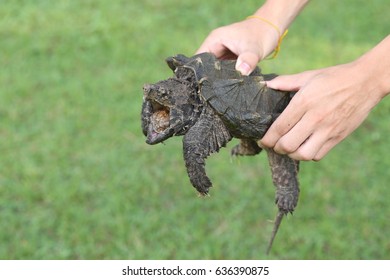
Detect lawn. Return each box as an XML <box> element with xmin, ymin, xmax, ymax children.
<box><xmin>0</xmin><ymin>0</ymin><xmax>389</xmax><ymax>259</ymax></box>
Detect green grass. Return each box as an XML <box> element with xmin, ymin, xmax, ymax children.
<box><xmin>0</xmin><ymin>0</ymin><xmax>389</xmax><ymax>259</ymax></box>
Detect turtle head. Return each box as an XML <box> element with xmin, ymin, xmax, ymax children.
<box><xmin>142</xmin><ymin>78</ymin><xmax>202</xmax><ymax>145</ymax></box>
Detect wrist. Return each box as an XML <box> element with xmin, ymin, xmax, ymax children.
<box><xmin>254</xmin><ymin>0</ymin><xmax>309</xmax><ymax>33</ymax></box>
<box><xmin>245</xmin><ymin>17</ymin><xmax>280</xmax><ymax>59</ymax></box>
<box><xmin>246</xmin><ymin>15</ymin><xmax>289</xmax><ymax>59</ymax></box>
<box><xmin>250</xmin><ymin>0</ymin><xmax>309</xmax><ymax>59</ymax></box>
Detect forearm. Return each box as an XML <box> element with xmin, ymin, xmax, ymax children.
<box><xmin>353</xmin><ymin>35</ymin><xmax>390</xmax><ymax>100</ymax></box>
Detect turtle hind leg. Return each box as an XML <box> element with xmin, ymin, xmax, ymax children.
<box><xmin>264</xmin><ymin>149</ymin><xmax>300</xmax><ymax>253</ymax></box>
<box><xmin>266</xmin><ymin>149</ymin><xmax>300</xmax><ymax>213</ymax></box>
<box><xmin>231</xmin><ymin>139</ymin><xmax>262</xmax><ymax>156</ymax></box>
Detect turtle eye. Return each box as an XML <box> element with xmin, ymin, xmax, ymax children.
<box><xmin>143</xmin><ymin>84</ymin><xmax>154</xmax><ymax>95</ymax></box>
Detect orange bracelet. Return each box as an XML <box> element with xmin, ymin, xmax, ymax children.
<box><xmin>247</xmin><ymin>15</ymin><xmax>288</xmax><ymax>59</ymax></box>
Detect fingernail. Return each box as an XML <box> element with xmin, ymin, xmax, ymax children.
<box><xmin>237</xmin><ymin>62</ymin><xmax>251</xmax><ymax>76</ymax></box>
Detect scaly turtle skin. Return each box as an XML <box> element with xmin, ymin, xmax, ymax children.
<box><xmin>141</xmin><ymin>53</ymin><xmax>300</xmax><ymax>253</ymax></box>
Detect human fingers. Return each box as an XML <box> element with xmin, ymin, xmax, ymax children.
<box><xmin>270</xmin><ymin>108</ymin><xmax>347</xmax><ymax>161</ymax></box>
<box><xmin>266</xmin><ymin>70</ymin><xmax>322</xmax><ymax>91</ymax></box>
<box><xmin>288</xmin><ymin>128</ymin><xmax>349</xmax><ymax>161</ymax></box>
<box><xmin>271</xmin><ymin>112</ymin><xmax>314</xmax><ymax>156</ymax></box>
<box><xmin>285</xmin><ymin>123</ymin><xmax>336</xmax><ymax>161</ymax></box>
<box><xmin>259</xmin><ymin>91</ymin><xmax>306</xmax><ymax>149</ymax></box>
<box><xmin>195</xmin><ymin>26</ymin><xmax>242</xmax><ymax>59</ymax></box>
<box><xmin>196</xmin><ymin>38</ymin><xmax>232</xmax><ymax>58</ymax></box>
<box><xmin>312</xmin><ymin>139</ymin><xmax>339</xmax><ymax>161</ymax></box>
<box><xmin>197</xmin><ymin>40</ymin><xmax>261</xmax><ymax>75</ymax></box>
<box><xmin>262</xmin><ymin>84</ymin><xmax>342</xmax><ymax>160</ymax></box>
<box><xmin>195</xmin><ymin>28</ymin><xmax>216</xmax><ymax>54</ymax></box>
<box><xmin>260</xmin><ymin>71</ymin><xmax>325</xmax><ymax>150</ymax></box>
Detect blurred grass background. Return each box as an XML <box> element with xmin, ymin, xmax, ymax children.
<box><xmin>0</xmin><ymin>0</ymin><xmax>389</xmax><ymax>259</ymax></box>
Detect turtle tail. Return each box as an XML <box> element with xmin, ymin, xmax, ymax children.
<box><xmin>266</xmin><ymin>210</ymin><xmax>285</xmax><ymax>255</ymax></box>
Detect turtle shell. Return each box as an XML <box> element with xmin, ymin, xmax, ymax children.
<box><xmin>166</xmin><ymin>53</ymin><xmax>293</xmax><ymax>139</ymax></box>
<box><xmin>200</xmin><ymin>75</ymin><xmax>292</xmax><ymax>138</ymax></box>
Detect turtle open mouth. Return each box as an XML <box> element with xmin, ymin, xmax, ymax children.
<box><xmin>148</xmin><ymin>100</ymin><xmax>172</xmax><ymax>140</ymax></box>
<box><xmin>142</xmin><ymin>84</ymin><xmax>175</xmax><ymax>145</ymax></box>
<box><xmin>150</xmin><ymin>101</ymin><xmax>170</xmax><ymax>134</ymax></box>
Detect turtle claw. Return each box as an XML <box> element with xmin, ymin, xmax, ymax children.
<box><xmin>275</xmin><ymin>192</ymin><xmax>298</xmax><ymax>214</ymax></box>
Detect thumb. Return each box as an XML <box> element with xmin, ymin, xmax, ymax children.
<box><xmin>235</xmin><ymin>52</ymin><xmax>260</xmax><ymax>76</ymax></box>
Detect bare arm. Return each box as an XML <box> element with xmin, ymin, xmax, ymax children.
<box><xmin>260</xmin><ymin>35</ymin><xmax>390</xmax><ymax>161</ymax></box>
<box><xmin>196</xmin><ymin>0</ymin><xmax>309</xmax><ymax>75</ymax></box>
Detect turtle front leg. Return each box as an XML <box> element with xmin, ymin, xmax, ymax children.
<box><xmin>183</xmin><ymin>105</ymin><xmax>232</xmax><ymax>195</ymax></box>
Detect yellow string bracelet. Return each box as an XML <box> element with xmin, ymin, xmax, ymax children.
<box><xmin>246</xmin><ymin>15</ymin><xmax>288</xmax><ymax>59</ymax></box>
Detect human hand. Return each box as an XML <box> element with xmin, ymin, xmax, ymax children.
<box><xmin>260</xmin><ymin>61</ymin><xmax>384</xmax><ymax>161</ymax></box>
<box><xmin>196</xmin><ymin>19</ymin><xmax>279</xmax><ymax>75</ymax></box>
<box><xmin>195</xmin><ymin>0</ymin><xmax>308</xmax><ymax>75</ymax></box>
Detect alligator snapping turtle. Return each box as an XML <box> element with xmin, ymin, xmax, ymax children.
<box><xmin>141</xmin><ymin>53</ymin><xmax>299</xmax><ymax>253</ymax></box>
